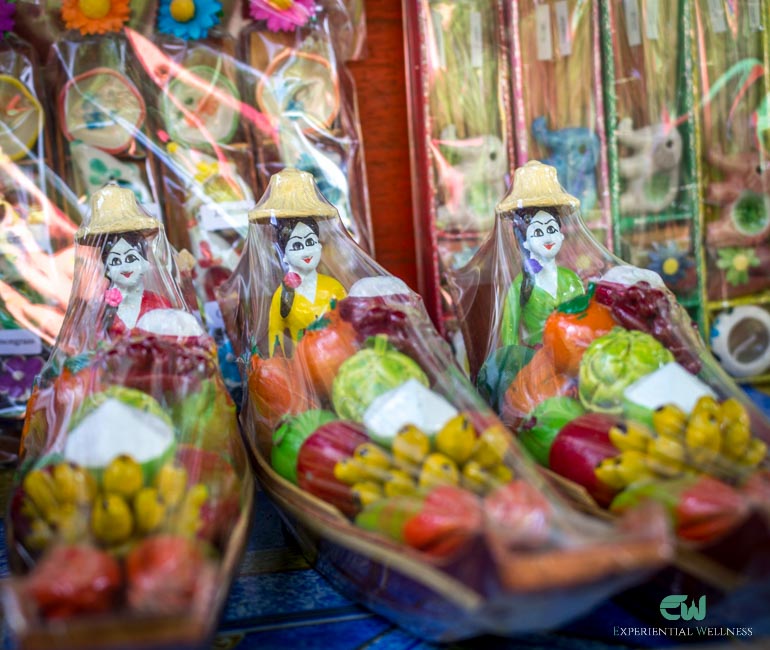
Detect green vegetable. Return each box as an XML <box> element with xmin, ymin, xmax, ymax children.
<box><xmin>332</xmin><ymin>336</ymin><xmax>428</xmax><ymax>422</ymax></box>
<box><xmin>578</xmin><ymin>329</ymin><xmax>673</xmax><ymax>414</ymax></box>
<box><xmin>272</xmin><ymin>409</ymin><xmax>337</xmax><ymax>484</ymax></box>
<box><xmin>519</xmin><ymin>397</ymin><xmax>586</xmax><ymax>466</ymax></box>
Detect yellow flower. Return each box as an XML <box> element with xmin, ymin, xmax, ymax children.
<box><xmin>62</xmin><ymin>0</ymin><xmax>130</xmax><ymax>35</ymax></box>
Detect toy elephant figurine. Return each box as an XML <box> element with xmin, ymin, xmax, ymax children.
<box><xmin>616</xmin><ymin>117</ymin><xmax>682</xmax><ymax>215</ymax></box>
<box><xmin>433</xmin><ymin>132</ymin><xmax>507</xmax><ymax>233</ymax></box>
<box><xmin>705</xmin><ymin>150</ymin><xmax>770</xmax><ymax>247</ymax></box>
<box><xmin>532</xmin><ymin>117</ymin><xmax>599</xmax><ymax>213</ymax></box>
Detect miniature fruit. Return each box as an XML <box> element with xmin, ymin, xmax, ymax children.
<box><xmin>435</xmin><ymin>413</ymin><xmax>476</xmax><ymax>464</ymax></box>
<box><xmin>102</xmin><ymin>455</ymin><xmax>144</xmax><ymax>499</ymax></box>
<box><xmin>271</xmin><ymin>409</ymin><xmax>337</xmax><ymax>484</ymax></box>
<box><xmin>484</xmin><ymin>480</ymin><xmax>551</xmax><ymax>547</ymax></box>
<box><xmin>134</xmin><ymin>487</ymin><xmax>167</xmax><ymax>534</ymax></box>
<box><xmin>155</xmin><ymin>463</ymin><xmax>188</xmax><ymax>508</ymax></box>
<box><xmin>352</xmin><ymin>443</ymin><xmax>392</xmax><ymax>481</ymax></box>
<box><xmin>52</xmin><ymin>463</ymin><xmax>97</xmax><ymax>506</ymax></box>
<box><xmin>91</xmin><ymin>494</ymin><xmax>133</xmax><ymax>545</ymax></box>
<box><xmin>392</xmin><ymin>426</ymin><xmax>430</xmax><ymax>468</ymax></box>
<box><xmin>419</xmin><ymin>453</ymin><xmax>459</xmax><ymax>489</ymax></box>
<box><xmin>470</xmin><ymin>425</ymin><xmax>510</xmax><ymax>469</ymax></box>
<box><xmin>351</xmin><ymin>481</ymin><xmax>383</xmax><ymax>508</ymax></box>
<box><xmin>652</xmin><ymin>404</ymin><xmax>688</xmax><ymax>439</ymax></box>
<box><xmin>383</xmin><ymin>469</ymin><xmax>415</xmax><ymax>497</ymax></box>
<box><xmin>23</xmin><ymin>469</ymin><xmax>59</xmax><ymax>522</ymax></box>
<box><xmin>519</xmin><ymin>397</ymin><xmax>585</xmax><ymax>466</ymax></box>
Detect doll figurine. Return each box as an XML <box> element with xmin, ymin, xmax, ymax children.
<box><xmin>616</xmin><ymin>117</ymin><xmax>682</xmax><ymax>214</ymax></box>
<box><xmin>500</xmin><ymin>162</ymin><xmax>584</xmax><ymax>347</ymax></box>
<box><xmin>266</xmin><ymin>170</ymin><xmax>347</xmax><ymax>355</ymax></box>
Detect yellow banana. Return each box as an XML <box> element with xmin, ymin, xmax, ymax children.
<box><xmin>383</xmin><ymin>470</ymin><xmax>415</xmax><ymax>497</ymax></box>
<box><xmin>595</xmin><ymin>457</ymin><xmax>626</xmax><ymax>490</ymax></box>
<box><xmin>647</xmin><ymin>435</ymin><xmax>687</xmax><ymax>477</ymax></box>
<box><xmin>351</xmin><ymin>481</ymin><xmax>383</xmax><ymax>508</ymax></box>
<box><xmin>353</xmin><ymin>443</ymin><xmax>392</xmax><ymax>482</ymax></box>
<box><xmin>652</xmin><ymin>404</ymin><xmax>688</xmax><ymax>440</ymax></box>
<box><xmin>419</xmin><ymin>453</ymin><xmax>459</xmax><ymax>489</ymax></box>
<box><xmin>685</xmin><ymin>412</ymin><xmax>722</xmax><ymax>467</ymax></box>
<box><xmin>334</xmin><ymin>458</ymin><xmax>370</xmax><ymax>485</ymax></box>
<box><xmin>609</xmin><ymin>422</ymin><xmax>653</xmax><ymax>452</ymax></box>
<box><xmin>23</xmin><ymin>469</ymin><xmax>59</xmax><ymax>522</ymax></box>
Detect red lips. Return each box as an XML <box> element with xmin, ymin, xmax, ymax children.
<box><xmin>303</xmin><ymin>257</ymin><xmax>313</xmax><ymax>264</ymax></box>
<box><xmin>544</xmin><ymin>243</ymin><xmax>555</xmax><ymax>250</ymax></box>
<box><xmin>121</xmin><ymin>272</ymin><xmax>133</xmax><ymax>278</ymax></box>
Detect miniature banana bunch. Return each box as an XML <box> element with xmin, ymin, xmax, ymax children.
<box><xmin>20</xmin><ymin>456</ymin><xmax>209</xmax><ymax>553</ymax></box>
<box><xmin>595</xmin><ymin>397</ymin><xmax>767</xmax><ymax>490</ymax></box>
<box><xmin>333</xmin><ymin>414</ymin><xmax>514</xmax><ymax>507</ymax></box>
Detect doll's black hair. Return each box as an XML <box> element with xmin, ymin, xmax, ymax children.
<box><xmin>510</xmin><ymin>207</ymin><xmax>563</xmax><ymax>309</ymax></box>
<box><xmin>275</xmin><ymin>217</ymin><xmax>321</xmax><ymax>319</ymax></box>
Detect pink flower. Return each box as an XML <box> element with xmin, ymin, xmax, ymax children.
<box><xmin>283</xmin><ymin>272</ymin><xmax>302</xmax><ymax>289</ymax></box>
<box><xmin>249</xmin><ymin>0</ymin><xmax>315</xmax><ymax>32</ymax></box>
<box><xmin>105</xmin><ymin>287</ymin><xmax>123</xmax><ymax>307</ymax></box>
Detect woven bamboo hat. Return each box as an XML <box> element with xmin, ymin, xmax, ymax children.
<box><xmin>249</xmin><ymin>167</ymin><xmax>338</xmax><ymax>222</ymax></box>
<box><xmin>496</xmin><ymin>160</ymin><xmax>579</xmax><ymax>213</ymax></box>
<box><xmin>76</xmin><ymin>184</ymin><xmax>160</xmax><ymax>243</ymax></box>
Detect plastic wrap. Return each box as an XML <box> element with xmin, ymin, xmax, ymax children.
<box><xmin>601</xmin><ymin>0</ymin><xmax>703</xmax><ymax>330</ymax></box>
<box><xmin>450</xmin><ymin>160</ymin><xmax>770</xmax><ymax>586</ymax></box>
<box><xmin>510</xmin><ymin>0</ymin><xmax>610</xmax><ymax>242</ymax></box>
<box><xmin>239</xmin><ymin>0</ymin><xmax>372</xmax><ymax>251</ymax></box>
<box><xmin>403</xmin><ymin>0</ymin><xmax>513</xmax><ymax>340</ymax></box>
<box><xmin>692</xmin><ymin>1</ymin><xmax>770</xmax><ymax>384</ymax></box>
<box><xmin>0</xmin><ymin>33</ymin><xmax>77</xmax><ymax>423</ymax></box>
<box><xmin>3</xmin><ymin>185</ymin><xmax>252</xmax><ymax>648</ymax></box>
<box><xmin>217</xmin><ymin>167</ymin><xmax>671</xmax><ymax>642</ymax></box>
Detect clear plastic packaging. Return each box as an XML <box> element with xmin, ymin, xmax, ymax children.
<box><xmin>3</xmin><ymin>185</ymin><xmax>252</xmax><ymax>648</ymax></box>
<box><xmin>510</xmin><ymin>0</ymin><xmax>610</xmax><ymax>242</ymax></box>
<box><xmin>601</xmin><ymin>0</ymin><xmax>703</xmax><ymax>329</ymax></box>
<box><xmin>450</xmin><ymin>161</ymin><xmax>770</xmax><ymax>577</ymax></box>
<box><xmin>239</xmin><ymin>0</ymin><xmax>372</xmax><ymax>251</ymax></box>
<box><xmin>0</xmin><ymin>33</ymin><xmax>77</xmax><ymax>423</ymax></box>
<box><xmin>404</xmin><ymin>0</ymin><xmax>513</xmax><ymax>337</ymax></box>
<box><xmin>218</xmin><ymin>167</ymin><xmax>671</xmax><ymax>642</ymax></box>
<box><xmin>692</xmin><ymin>1</ymin><xmax>770</xmax><ymax>383</ymax></box>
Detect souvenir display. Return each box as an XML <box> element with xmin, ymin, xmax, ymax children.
<box><xmin>403</xmin><ymin>0</ymin><xmax>512</xmax><ymax>342</ymax></box>
<box><xmin>217</xmin><ymin>167</ymin><xmax>670</xmax><ymax>642</ymax></box>
<box><xmin>601</xmin><ymin>0</ymin><xmax>704</xmax><ymax>330</ymax></box>
<box><xmin>692</xmin><ymin>0</ymin><xmax>770</xmax><ymax>383</ymax></box>
<box><xmin>450</xmin><ymin>161</ymin><xmax>770</xmax><ymax>606</ymax></box>
<box><xmin>510</xmin><ymin>0</ymin><xmax>610</xmax><ymax>240</ymax></box>
<box><xmin>2</xmin><ymin>185</ymin><xmax>252</xmax><ymax>647</ymax></box>
<box><xmin>127</xmin><ymin>20</ymin><xmax>260</xmax><ymax>396</ymax></box>
<box><xmin>239</xmin><ymin>0</ymin><xmax>372</xmax><ymax>251</ymax></box>
<box><xmin>0</xmin><ymin>32</ymin><xmax>77</xmax><ymax>424</ymax></box>
<box><xmin>50</xmin><ymin>31</ymin><xmax>162</xmax><ymax>221</ymax></box>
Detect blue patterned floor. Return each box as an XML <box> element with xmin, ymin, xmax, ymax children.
<box><xmin>0</xmin><ymin>490</ymin><xmax>766</xmax><ymax>650</ymax></box>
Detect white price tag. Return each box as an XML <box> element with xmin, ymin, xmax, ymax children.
<box><xmin>432</xmin><ymin>9</ymin><xmax>447</xmax><ymax>69</ymax></box>
<box><xmin>0</xmin><ymin>329</ymin><xmax>42</xmax><ymax>356</ymax></box>
<box><xmin>555</xmin><ymin>1</ymin><xmax>572</xmax><ymax>56</ymax></box>
<box><xmin>707</xmin><ymin>0</ymin><xmax>727</xmax><ymax>33</ymax></box>
<box><xmin>470</xmin><ymin>11</ymin><xmax>483</xmax><ymax>68</ymax></box>
<box><xmin>623</xmin><ymin>0</ymin><xmax>642</xmax><ymax>47</ymax></box>
<box><xmin>748</xmin><ymin>0</ymin><xmax>762</xmax><ymax>31</ymax></box>
<box><xmin>645</xmin><ymin>0</ymin><xmax>659</xmax><ymax>40</ymax></box>
<box><xmin>199</xmin><ymin>201</ymin><xmax>252</xmax><ymax>232</ymax></box>
<box><xmin>536</xmin><ymin>4</ymin><xmax>553</xmax><ymax>61</ymax></box>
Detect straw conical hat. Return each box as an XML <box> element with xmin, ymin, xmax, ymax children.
<box><xmin>249</xmin><ymin>167</ymin><xmax>338</xmax><ymax>222</ymax></box>
<box><xmin>496</xmin><ymin>160</ymin><xmax>579</xmax><ymax>213</ymax></box>
<box><xmin>76</xmin><ymin>184</ymin><xmax>160</xmax><ymax>243</ymax></box>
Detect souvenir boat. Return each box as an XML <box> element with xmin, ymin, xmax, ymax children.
<box><xmin>3</xmin><ymin>185</ymin><xmax>253</xmax><ymax>649</ymax></box>
<box><xmin>217</xmin><ymin>168</ymin><xmax>672</xmax><ymax>642</ymax></box>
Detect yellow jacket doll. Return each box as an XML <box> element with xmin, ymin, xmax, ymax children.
<box><xmin>268</xmin><ymin>216</ymin><xmax>346</xmax><ymax>355</ymax></box>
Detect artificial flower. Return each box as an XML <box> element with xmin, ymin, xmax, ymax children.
<box><xmin>283</xmin><ymin>272</ymin><xmax>301</xmax><ymax>289</ymax></box>
<box><xmin>62</xmin><ymin>0</ymin><xmax>129</xmax><ymax>35</ymax></box>
<box><xmin>0</xmin><ymin>0</ymin><xmax>16</xmax><ymax>34</ymax></box>
<box><xmin>716</xmin><ymin>247</ymin><xmax>760</xmax><ymax>286</ymax></box>
<box><xmin>104</xmin><ymin>287</ymin><xmax>123</xmax><ymax>307</ymax></box>
<box><xmin>647</xmin><ymin>241</ymin><xmax>692</xmax><ymax>286</ymax></box>
<box><xmin>158</xmin><ymin>0</ymin><xmax>222</xmax><ymax>40</ymax></box>
<box><xmin>249</xmin><ymin>0</ymin><xmax>315</xmax><ymax>33</ymax></box>
<box><xmin>0</xmin><ymin>356</ymin><xmax>43</xmax><ymax>402</ymax></box>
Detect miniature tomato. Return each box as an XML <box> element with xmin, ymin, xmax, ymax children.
<box><xmin>248</xmin><ymin>353</ymin><xmax>315</xmax><ymax>430</ymax></box>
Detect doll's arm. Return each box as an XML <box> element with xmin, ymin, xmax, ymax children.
<box><xmin>268</xmin><ymin>289</ymin><xmax>285</xmax><ymax>357</ymax></box>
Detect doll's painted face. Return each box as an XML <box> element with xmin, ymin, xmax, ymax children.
<box><xmin>522</xmin><ymin>210</ymin><xmax>564</xmax><ymax>261</ymax></box>
<box><xmin>105</xmin><ymin>238</ymin><xmax>150</xmax><ymax>291</ymax></box>
<box><xmin>283</xmin><ymin>222</ymin><xmax>322</xmax><ymax>273</ymax></box>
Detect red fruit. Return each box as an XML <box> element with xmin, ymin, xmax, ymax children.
<box><xmin>126</xmin><ymin>535</ymin><xmax>207</xmax><ymax>614</ymax></box>
<box><xmin>403</xmin><ymin>486</ymin><xmax>482</xmax><ymax>557</ymax></box>
<box><xmin>248</xmin><ymin>353</ymin><xmax>315</xmax><ymax>430</ymax></box>
<box><xmin>296</xmin><ymin>421</ymin><xmax>369</xmax><ymax>516</ymax></box>
<box><xmin>676</xmin><ymin>476</ymin><xmax>750</xmax><ymax>542</ymax></box>
<box><xmin>484</xmin><ymin>480</ymin><xmax>552</xmax><ymax>548</ymax></box>
<box><xmin>25</xmin><ymin>545</ymin><xmax>122</xmax><ymax>619</ymax></box>
<box><xmin>548</xmin><ymin>413</ymin><xmax>622</xmax><ymax>507</ymax></box>
<box><xmin>296</xmin><ymin>308</ymin><xmax>358</xmax><ymax>399</ymax></box>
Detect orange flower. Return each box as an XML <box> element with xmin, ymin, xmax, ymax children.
<box><xmin>62</xmin><ymin>0</ymin><xmax>130</xmax><ymax>35</ymax></box>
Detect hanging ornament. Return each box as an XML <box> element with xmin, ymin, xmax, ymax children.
<box><xmin>61</xmin><ymin>0</ymin><xmax>130</xmax><ymax>35</ymax></box>
<box><xmin>249</xmin><ymin>0</ymin><xmax>315</xmax><ymax>33</ymax></box>
<box><xmin>158</xmin><ymin>0</ymin><xmax>222</xmax><ymax>40</ymax></box>
<box><xmin>0</xmin><ymin>75</ymin><xmax>44</xmax><ymax>161</ymax></box>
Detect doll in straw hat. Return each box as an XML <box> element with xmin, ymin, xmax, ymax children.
<box><xmin>499</xmin><ymin>161</ymin><xmax>584</xmax><ymax>347</ymax></box>
<box><xmin>77</xmin><ymin>184</ymin><xmax>172</xmax><ymax>338</ymax></box>
<box><xmin>257</xmin><ymin>168</ymin><xmax>347</xmax><ymax>355</ymax></box>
